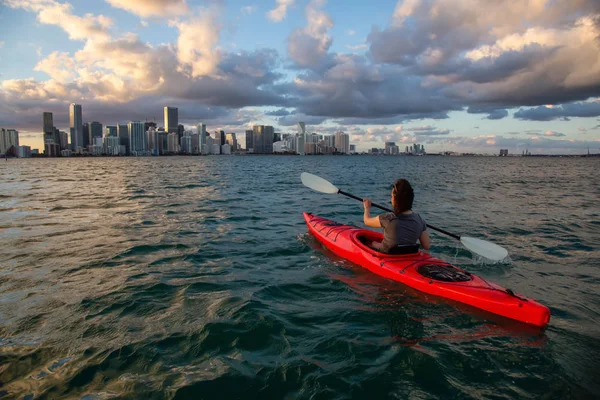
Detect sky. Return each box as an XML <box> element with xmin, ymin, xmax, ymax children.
<box><xmin>0</xmin><ymin>0</ymin><xmax>599</xmax><ymax>154</ymax></box>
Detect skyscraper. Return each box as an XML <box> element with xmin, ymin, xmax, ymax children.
<box><xmin>69</xmin><ymin>103</ymin><xmax>83</xmax><ymax>151</ymax></box>
<box><xmin>164</xmin><ymin>106</ymin><xmax>178</xmax><ymax>133</ymax></box>
<box><xmin>43</xmin><ymin>112</ymin><xmax>54</xmax><ymax>143</ymax></box>
<box><xmin>82</xmin><ymin>123</ymin><xmax>90</xmax><ymax>149</ymax></box>
<box><xmin>105</xmin><ymin>126</ymin><xmax>117</xmax><ymax>137</ymax></box>
<box><xmin>252</xmin><ymin>125</ymin><xmax>274</xmax><ymax>154</ymax></box>
<box><xmin>177</xmin><ymin>124</ymin><xmax>185</xmax><ymax>142</ymax></box>
<box><xmin>197</xmin><ymin>123</ymin><xmax>207</xmax><ymax>147</ymax></box>
<box><xmin>226</xmin><ymin>133</ymin><xmax>237</xmax><ymax>152</ymax></box>
<box><xmin>335</xmin><ymin>131</ymin><xmax>350</xmax><ymax>154</ymax></box>
<box><xmin>118</xmin><ymin>124</ymin><xmax>130</xmax><ymax>155</ymax></box>
<box><xmin>245</xmin><ymin>129</ymin><xmax>253</xmax><ymax>151</ymax></box>
<box><xmin>128</xmin><ymin>121</ymin><xmax>146</xmax><ymax>155</ymax></box>
<box><xmin>296</xmin><ymin>134</ymin><xmax>305</xmax><ymax>155</ymax></box>
<box><xmin>90</xmin><ymin>121</ymin><xmax>103</xmax><ymax>143</ymax></box>
<box><xmin>297</xmin><ymin>122</ymin><xmax>306</xmax><ymax>136</ymax></box>
<box><xmin>43</xmin><ymin>112</ymin><xmax>53</xmax><ymax>134</ymax></box>
<box><xmin>0</xmin><ymin>128</ymin><xmax>19</xmax><ymax>155</ymax></box>
<box><xmin>59</xmin><ymin>131</ymin><xmax>69</xmax><ymax>150</ymax></box>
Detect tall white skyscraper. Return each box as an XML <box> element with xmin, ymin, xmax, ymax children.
<box><xmin>297</xmin><ymin>122</ymin><xmax>306</xmax><ymax>137</ymax></box>
<box><xmin>69</xmin><ymin>103</ymin><xmax>83</xmax><ymax>150</ymax></box>
<box><xmin>164</xmin><ymin>106</ymin><xmax>178</xmax><ymax>133</ymax></box>
<box><xmin>128</xmin><ymin>121</ymin><xmax>146</xmax><ymax>155</ymax></box>
<box><xmin>335</xmin><ymin>131</ymin><xmax>350</xmax><ymax>154</ymax></box>
<box><xmin>296</xmin><ymin>134</ymin><xmax>305</xmax><ymax>155</ymax></box>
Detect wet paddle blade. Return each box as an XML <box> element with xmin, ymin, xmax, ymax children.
<box><xmin>301</xmin><ymin>172</ymin><xmax>339</xmax><ymax>194</ymax></box>
<box><xmin>460</xmin><ymin>237</ymin><xmax>509</xmax><ymax>262</ymax></box>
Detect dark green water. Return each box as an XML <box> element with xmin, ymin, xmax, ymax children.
<box><xmin>0</xmin><ymin>156</ymin><xmax>598</xmax><ymax>399</ymax></box>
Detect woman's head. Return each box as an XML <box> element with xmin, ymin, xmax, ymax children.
<box><xmin>391</xmin><ymin>179</ymin><xmax>414</xmax><ymax>213</ymax></box>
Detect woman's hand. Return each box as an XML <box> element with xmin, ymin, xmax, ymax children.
<box><xmin>363</xmin><ymin>198</ymin><xmax>372</xmax><ymax>211</ymax></box>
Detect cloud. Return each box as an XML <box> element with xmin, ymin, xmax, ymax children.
<box><xmin>287</xmin><ymin>0</ymin><xmax>333</xmax><ymax>68</ymax></box>
<box><xmin>5</xmin><ymin>0</ymin><xmax>113</xmax><ymax>41</ymax></box>
<box><xmin>169</xmin><ymin>10</ymin><xmax>222</xmax><ymax>78</ymax></box>
<box><xmin>276</xmin><ymin>113</ymin><xmax>328</xmax><ymax>126</ymax></box>
<box><xmin>0</xmin><ymin>41</ymin><xmax>4</xmax><ymax>48</ymax></box>
<box><xmin>367</xmin><ymin>1</ymin><xmax>600</xmax><ymax>108</ymax></box>
<box><xmin>404</xmin><ymin>125</ymin><xmax>451</xmax><ymax>136</ymax></box>
<box><xmin>543</xmin><ymin>130</ymin><xmax>566</xmax><ymax>137</ymax></box>
<box><xmin>241</xmin><ymin>5</ymin><xmax>257</xmax><ymax>15</ymax></box>
<box><xmin>346</xmin><ymin>29</ymin><xmax>355</xmax><ymax>36</ymax></box>
<box><xmin>267</xmin><ymin>0</ymin><xmax>294</xmax><ymax>22</ymax></box>
<box><xmin>34</xmin><ymin>51</ymin><xmax>77</xmax><ymax>83</ymax></box>
<box><xmin>105</xmin><ymin>0</ymin><xmax>188</xmax><ymax>17</ymax></box>
<box><xmin>467</xmin><ymin>107</ymin><xmax>509</xmax><ymax>120</ymax></box>
<box><xmin>346</xmin><ymin>44</ymin><xmax>367</xmax><ymax>51</ymax></box>
<box><xmin>514</xmin><ymin>101</ymin><xmax>600</xmax><ymax>121</ymax></box>
<box><xmin>265</xmin><ymin>108</ymin><xmax>291</xmax><ymax>116</ymax></box>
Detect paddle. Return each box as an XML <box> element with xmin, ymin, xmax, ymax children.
<box><xmin>300</xmin><ymin>172</ymin><xmax>509</xmax><ymax>262</ymax></box>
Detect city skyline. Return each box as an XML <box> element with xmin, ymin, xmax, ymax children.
<box><xmin>0</xmin><ymin>1</ymin><xmax>599</xmax><ymax>154</ymax></box>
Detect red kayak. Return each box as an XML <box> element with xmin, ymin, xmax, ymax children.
<box><xmin>304</xmin><ymin>212</ymin><xmax>551</xmax><ymax>328</ymax></box>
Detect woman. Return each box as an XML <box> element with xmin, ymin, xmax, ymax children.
<box><xmin>363</xmin><ymin>179</ymin><xmax>431</xmax><ymax>253</ymax></box>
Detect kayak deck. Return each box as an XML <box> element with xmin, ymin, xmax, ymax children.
<box><xmin>304</xmin><ymin>212</ymin><xmax>550</xmax><ymax>328</ymax></box>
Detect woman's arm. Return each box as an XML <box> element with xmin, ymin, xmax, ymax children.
<box><xmin>419</xmin><ymin>230</ymin><xmax>431</xmax><ymax>250</ymax></box>
<box><xmin>363</xmin><ymin>198</ymin><xmax>382</xmax><ymax>228</ymax></box>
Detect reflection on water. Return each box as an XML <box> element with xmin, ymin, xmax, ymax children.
<box><xmin>0</xmin><ymin>156</ymin><xmax>598</xmax><ymax>398</ymax></box>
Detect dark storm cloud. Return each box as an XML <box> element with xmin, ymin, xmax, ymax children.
<box><xmin>514</xmin><ymin>101</ymin><xmax>600</xmax><ymax>121</ymax></box>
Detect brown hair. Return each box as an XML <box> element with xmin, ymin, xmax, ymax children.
<box><xmin>392</xmin><ymin>179</ymin><xmax>414</xmax><ymax>214</ymax></box>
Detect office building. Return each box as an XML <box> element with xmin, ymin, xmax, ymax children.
<box><xmin>0</xmin><ymin>128</ymin><xmax>19</xmax><ymax>155</ymax></box>
<box><xmin>325</xmin><ymin>135</ymin><xmax>335</xmax><ymax>148</ymax></box>
<box><xmin>105</xmin><ymin>126</ymin><xmax>117</xmax><ymax>137</ymax></box>
<box><xmin>128</xmin><ymin>121</ymin><xmax>146</xmax><ymax>155</ymax></box>
<box><xmin>164</xmin><ymin>106</ymin><xmax>178</xmax><ymax>133</ymax></box>
<box><xmin>226</xmin><ymin>133</ymin><xmax>237</xmax><ymax>152</ymax></box>
<box><xmin>43</xmin><ymin>112</ymin><xmax>53</xmax><ymax>135</ymax></box>
<box><xmin>42</xmin><ymin>112</ymin><xmax>56</xmax><ymax>143</ymax></box>
<box><xmin>17</xmin><ymin>145</ymin><xmax>31</xmax><ymax>158</ymax></box>
<box><xmin>297</xmin><ymin>122</ymin><xmax>306</xmax><ymax>136</ymax></box>
<box><xmin>146</xmin><ymin>127</ymin><xmax>159</xmax><ymax>155</ymax></box>
<box><xmin>304</xmin><ymin>142</ymin><xmax>317</xmax><ymax>155</ymax></box>
<box><xmin>104</xmin><ymin>136</ymin><xmax>120</xmax><ymax>156</ymax></box>
<box><xmin>245</xmin><ymin>130</ymin><xmax>253</xmax><ymax>151</ymax></box>
<box><xmin>273</xmin><ymin>141</ymin><xmax>290</xmax><ymax>153</ymax></box>
<box><xmin>181</xmin><ymin>133</ymin><xmax>192</xmax><ymax>153</ymax></box>
<box><xmin>350</xmin><ymin>144</ymin><xmax>356</xmax><ymax>154</ymax></box>
<box><xmin>167</xmin><ymin>132</ymin><xmax>179</xmax><ymax>153</ymax></box>
<box><xmin>211</xmin><ymin>143</ymin><xmax>220</xmax><ymax>154</ymax></box>
<box><xmin>90</xmin><ymin>121</ymin><xmax>103</xmax><ymax>144</ymax></box>
<box><xmin>191</xmin><ymin>133</ymin><xmax>200</xmax><ymax>154</ymax></box>
<box><xmin>118</xmin><ymin>124</ymin><xmax>130</xmax><ymax>155</ymax></box>
<box><xmin>59</xmin><ymin>131</ymin><xmax>69</xmax><ymax>150</ymax></box>
<box><xmin>252</xmin><ymin>125</ymin><xmax>274</xmax><ymax>154</ymax></box>
<box><xmin>144</xmin><ymin>121</ymin><xmax>157</xmax><ymax>132</ymax></box>
<box><xmin>69</xmin><ymin>103</ymin><xmax>83</xmax><ymax>151</ymax></box>
<box><xmin>197</xmin><ymin>123</ymin><xmax>207</xmax><ymax>147</ymax></box>
<box><xmin>44</xmin><ymin>139</ymin><xmax>59</xmax><ymax>157</ymax></box>
<box><xmin>335</xmin><ymin>131</ymin><xmax>350</xmax><ymax>154</ymax></box>
<box><xmin>221</xmin><ymin>144</ymin><xmax>231</xmax><ymax>155</ymax></box>
<box><xmin>296</xmin><ymin>134</ymin><xmax>305</xmax><ymax>155</ymax></box>
<box><xmin>82</xmin><ymin>122</ymin><xmax>90</xmax><ymax>149</ymax></box>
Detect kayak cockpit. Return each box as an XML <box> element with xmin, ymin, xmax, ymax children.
<box><xmin>351</xmin><ymin>231</ymin><xmax>425</xmax><ymax>258</ymax></box>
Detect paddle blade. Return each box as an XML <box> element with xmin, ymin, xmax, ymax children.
<box><xmin>460</xmin><ymin>237</ymin><xmax>509</xmax><ymax>262</ymax></box>
<box><xmin>301</xmin><ymin>172</ymin><xmax>339</xmax><ymax>194</ymax></box>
